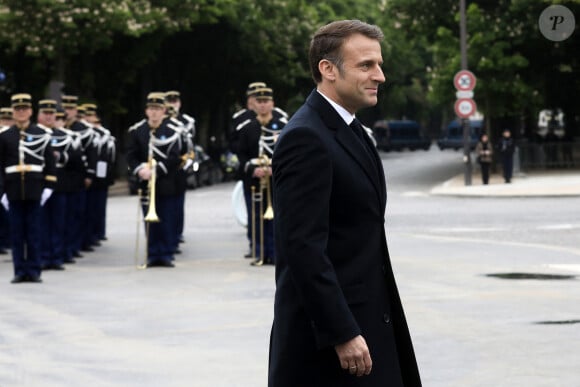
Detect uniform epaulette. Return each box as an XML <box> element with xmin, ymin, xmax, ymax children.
<box><xmin>274</xmin><ymin>107</ymin><xmax>289</xmax><ymax>119</ymax></box>
<box><xmin>169</xmin><ymin>117</ymin><xmax>184</xmax><ymax>127</ymax></box>
<box><xmin>80</xmin><ymin>119</ymin><xmax>94</xmax><ymax>129</ymax></box>
<box><xmin>128</xmin><ymin>119</ymin><xmax>146</xmax><ymax>132</ymax></box>
<box><xmin>236</xmin><ymin>118</ymin><xmax>252</xmax><ymax>131</ymax></box>
<box><xmin>279</xmin><ymin>116</ymin><xmax>289</xmax><ymax>125</ymax></box>
<box><xmin>0</xmin><ymin>125</ymin><xmax>9</xmax><ymax>134</ymax></box>
<box><xmin>37</xmin><ymin>123</ymin><xmax>53</xmax><ymax>133</ymax></box>
<box><xmin>232</xmin><ymin>109</ymin><xmax>247</xmax><ymax>120</ymax></box>
<box><xmin>167</xmin><ymin>122</ymin><xmax>184</xmax><ymax>132</ymax></box>
<box><xmin>181</xmin><ymin>113</ymin><xmax>195</xmax><ymax>124</ymax></box>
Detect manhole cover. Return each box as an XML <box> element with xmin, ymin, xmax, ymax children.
<box><xmin>485</xmin><ymin>273</ymin><xmax>576</xmax><ymax>280</ymax></box>
<box><xmin>535</xmin><ymin>320</ymin><xmax>580</xmax><ymax>325</ymax></box>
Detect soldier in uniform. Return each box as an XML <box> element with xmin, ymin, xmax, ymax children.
<box><xmin>231</xmin><ymin>82</ymin><xmax>267</xmax><ymax>258</ymax></box>
<box><xmin>0</xmin><ymin>107</ymin><xmax>13</xmax><ymax>253</ymax></box>
<box><xmin>0</xmin><ymin>94</ymin><xmax>57</xmax><ymax>283</ymax></box>
<box><xmin>62</xmin><ymin>95</ymin><xmax>97</xmax><ymax>254</ymax></box>
<box><xmin>164</xmin><ymin>91</ymin><xmax>195</xmax><ymax>248</ymax></box>
<box><xmin>0</xmin><ymin>107</ymin><xmax>14</xmax><ymax>127</ymax></box>
<box><xmin>82</xmin><ymin>103</ymin><xmax>116</xmax><ymax>245</ymax></box>
<box><xmin>126</xmin><ymin>92</ymin><xmax>181</xmax><ymax>268</ymax></box>
<box><xmin>236</xmin><ymin>87</ymin><xmax>286</xmax><ymax>265</ymax></box>
<box><xmin>229</xmin><ymin>82</ymin><xmax>266</xmax><ymax>155</ymax></box>
<box><xmin>54</xmin><ymin>108</ymin><xmax>85</xmax><ymax>264</ymax></box>
<box><xmin>35</xmin><ymin>99</ymin><xmax>67</xmax><ymax>270</ymax></box>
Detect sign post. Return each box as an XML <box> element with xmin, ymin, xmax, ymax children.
<box><xmin>458</xmin><ymin>0</ymin><xmax>473</xmax><ymax>186</ymax></box>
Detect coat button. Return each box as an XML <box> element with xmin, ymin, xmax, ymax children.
<box><xmin>383</xmin><ymin>313</ymin><xmax>391</xmax><ymax>323</ymax></box>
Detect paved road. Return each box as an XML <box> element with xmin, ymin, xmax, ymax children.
<box><xmin>1</xmin><ymin>146</ymin><xmax>579</xmax><ymax>386</ymax></box>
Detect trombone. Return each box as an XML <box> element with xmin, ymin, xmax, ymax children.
<box><xmin>250</xmin><ymin>154</ymin><xmax>273</xmax><ymax>266</ymax></box>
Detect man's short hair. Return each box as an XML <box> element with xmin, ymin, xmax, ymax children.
<box><xmin>309</xmin><ymin>20</ymin><xmax>384</xmax><ymax>84</ymax></box>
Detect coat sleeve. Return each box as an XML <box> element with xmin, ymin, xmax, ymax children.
<box><xmin>273</xmin><ymin>126</ymin><xmax>361</xmax><ymax>349</ymax></box>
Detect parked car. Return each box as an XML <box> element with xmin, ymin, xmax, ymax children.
<box><xmin>437</xmin><ymin>119</ymin><xmax>484</xmax><ymax>151</ymax></box>
<box><xmin>372</xmin><ymin>120</ymin><xmax>431</xmax><ymax>151</ymax></box>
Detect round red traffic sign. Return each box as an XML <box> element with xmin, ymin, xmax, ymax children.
<box><xmin>454</xmin><ymin>70</ymin><xmax>477</xmax><ymax>91</ymax></box>
<box><xmin>454</xmin><ymin>98</ymin><xmax>477</xmax><ymax>118</ymax></box>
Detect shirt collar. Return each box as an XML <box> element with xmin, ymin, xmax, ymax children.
<box><xmin>316</xmin><ymin>89</ymin><xmax>356</xmax><ymax>126</ymax></box>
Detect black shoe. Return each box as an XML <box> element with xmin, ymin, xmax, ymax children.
<box><xmin>73</xmin><ymin>251</ymin><xmax>83</xmax><ymax>258</ymax></box>
<box><xmin>0</xmin><ymin>248</ymin><xmax>8</xmax><ymax>254</ymax></box>
<box><xmin>64</xmin><ymin>258</ymin><xmax>76</xmax><ymax>264</ymax></box>
<box><xmin>178</xmin><ymin>236</ymin><xmax>185</xmax><ymax>244</ymax></box>
<box><xmin>100</xmin><ymin>236</ymin><xmax>108</xmax><ymax>241</ymax></box>
<box><xmin>244</xmin><ymin>252</ymin><xmax>253</xmax><ymax>259</ymax></box>
<box><xmin>27</xmin><ymin>275</ymin><xmax>42</xmax><ymax>283</ymax></box>
<box><xmin>174</xmin><ymin>249</ymin><xmax>182</xmax><ymax>255</ymax></box>
<box><xmin>147</xmin><ymin>261</ymin><xmax>174</xmax><ymax>268</ymax></box>
<box><xmin>92</xmin><ymin>241</ymin><xmax>102</xmax><ymax>247</ymax></box>
<box><xmin>81</xmin><ymin>246</ymin><xmax>95</xmax><ymax>252</ymax></box>
<box><xmin>10</xmin><ymin>275</ymin><xmax>26</xmax><ymax>284</ymax></box>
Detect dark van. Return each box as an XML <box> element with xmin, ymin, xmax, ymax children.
<box><xmin>372</xmin><ymin>120</ymin><xmax>431</xmax><ymax>152</ymax></box>
<box><xmin>437</xmin><ymin>119</ymin><xmax>483</xmax><ymax>151</ymax></box>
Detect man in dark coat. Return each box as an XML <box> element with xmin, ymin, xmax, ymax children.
<box><xmin>269</xmin><ymin>20</ymin><xmax>421</xmax><ymax>386</ymax></box>
<box><xmin>497</xmin><ymin>129</ymin><xmax>515</xmax><ymax>183</ymax></box>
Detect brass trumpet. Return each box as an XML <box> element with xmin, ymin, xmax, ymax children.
<box><xmin>261</xmin><ymin>154</ymin><xmax>274</xmax><ymax>220</ymax></box>
<box><xmin>144</xmin><ymin>158</ymin><xmax>160</xmax><ymax>223</ymax></box>
<box><xmin>135</xmin><ymin>157</ymin><xmax>159</xmax><ymax>269</ymax></box>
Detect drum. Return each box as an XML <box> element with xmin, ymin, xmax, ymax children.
<box><xmin>231</xmin><ymin>180</ymin><xmax>247</xmax><ymax>227</ymax></box>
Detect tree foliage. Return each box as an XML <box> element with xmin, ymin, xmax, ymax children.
<box><xmin>0</xmin><ymin>0</ymin><xmax>578</xmax><ymax>147</ymax></box>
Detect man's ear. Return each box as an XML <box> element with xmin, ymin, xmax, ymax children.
<box><xmin>318</xmin><ymin>59</ymin><xmax>336</xmax><ymax>82</ymax></box>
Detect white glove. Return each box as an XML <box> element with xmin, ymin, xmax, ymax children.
<box><xmin>40</xmin><ymin>188</ymin><xmax>53</xmax><ymax>206</ymax></box>
<box><xmin>182</xmin><ymin>158</ymin><xmax>194</xmax><ymax>171</ymax></box>
<box><xmin>1</xmin><ymin>194</ymin><xmax>8</xmax><ymax>211</ymax></box>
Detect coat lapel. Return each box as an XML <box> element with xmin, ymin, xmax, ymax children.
<box><xmin>306</xmin><ymin>91</ymin><xmax>384</xmax><ymax>204</ymax></box>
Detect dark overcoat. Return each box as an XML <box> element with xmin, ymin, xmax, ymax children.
<box><xmin>269</xmin><ymin>90</ymin><xmax>421</xmax><ymax>387</ymax></box>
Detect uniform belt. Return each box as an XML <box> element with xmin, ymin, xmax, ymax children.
<box><xmin>5</xmin><ymin>164</ymin><xmax>43</xmax><ymax>173</ymax></box>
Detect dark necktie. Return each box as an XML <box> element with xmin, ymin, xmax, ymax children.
<box><xmin>350</xmin><ymin>118</ymin><xmax>374</xmax><ymax>156</ymax></box>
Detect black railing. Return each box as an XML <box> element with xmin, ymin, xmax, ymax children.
<box><xmin>517</xmin><ymin>141</ymin><xmax>580</xmax><ymax>170</ymax></box>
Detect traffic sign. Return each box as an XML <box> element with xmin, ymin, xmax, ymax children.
<box><xmin>456</xmin><ymin>90</ymin><xmax>474</xmax><ymax>99</ymax></box>
<box><xmin>454</xmin><ymin>70</ymin><xmax>477</xmax><ymax>91</ymax></box>
<box><xmin>454</xmin><ymin>98</ymin><xmax>477</xmax><ymax>118</ymax></box>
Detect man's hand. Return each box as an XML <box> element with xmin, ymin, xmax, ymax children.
<box><xmin>138</xmin><ymin>166</ymin><xmax>152</xmax><ymax>181</ymax></box>
<box><xmin>334</xmin><ymin>335</ymin><xmax>372</xmax><ymax>377</ymax></box>
<box><xmin>253</xmin><ymin>167</ymin><xmax>272</xmax><ymax>179</ymax></box>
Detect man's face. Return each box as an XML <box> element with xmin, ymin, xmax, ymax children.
<box><xmin>254</xmin><ymin>98</ymin><xmax>274</xmax><ymax>116</ymax></box>
<box><xmin>38</xmin><ymin>110</ymin><xmax>56</xmax><ymax>127</ymax></box>
<box><xmin>146</xmin><ymin>105</ymin><xmax>166</xmax><ymax>123</ymax></box>
<box><xmin>64</xmin><ymin>107</ymin><xmax>77</xmax><ymax>121</ymax></box>
<box><xmin>331</xmin><ymin>33</ymin><xmax>385</xmax><ymax>114</ymax></box>
<box><xmin>0</xmin><ymin>118</ymin><xmax>14</xmax><ymax>126</ymax></box>
<box><xmin>247</xmin><ymin>96</ymin><xmax>258</xmax><ymax>111</ymax></box>
<box><xmin>166</xmin><ymin>98</ymin><xmax>180</xmax><ymax>112</ymax></box>
<box><xmin>84</xmin><ymin>114</ymin><xmax>98</xmax><ymax>125</ymax></box>
<box><xmin>13</xmin><ymin>106</ymin><xmax>32</xmax><ymax>124</ymax></box>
